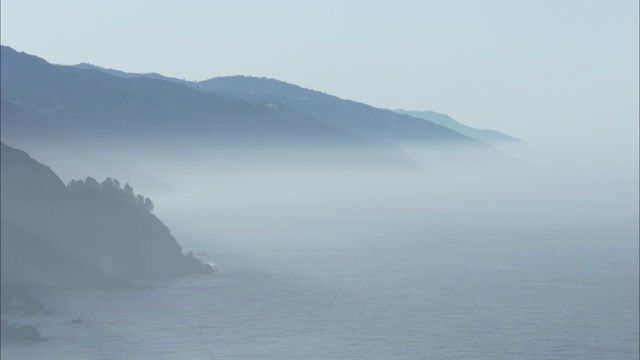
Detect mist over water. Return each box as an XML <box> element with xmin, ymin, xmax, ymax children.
<box><xmin>3</xmin><ymin>138</ymin><xmax>638</xmax><ymax>359</ymax></box>
<box><xmin>1</xmin><ymin>0</ymin><xmax>637</xmax><ymax>355</ymax></box>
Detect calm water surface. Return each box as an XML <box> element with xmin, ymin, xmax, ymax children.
<box><xmin>3</xmin><ymin>165</ymin><xmax>638</xmax><ymax>359</ymax></box>
<box><xmin>2</xmin><ymin>222</ymin><xmax>638</xmax><ymax>360</ymax></box>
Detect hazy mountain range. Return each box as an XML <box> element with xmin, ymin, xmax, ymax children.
<box><xmin>1</xmin><ymin>46</ymin><xmax>362</xmax><ymax>147</ymax></box>
<box><xmin>1</xmin><ymin>46</ymin><xmax>520</xmax><ymax>158</ymax></box>
<box><xmin>193</xmin><ymin>76</ymin><xmax>480</xmax><ymax>144</ymax></box>
<box><xmin>72</xmin><ymin>62</ymin><xmax>522</xmax><ymax>147</ymax></box>
<box><xmin>393</xmin><ymin>110</ymin><xmax>523</xmax><ymax>145</ymax></box>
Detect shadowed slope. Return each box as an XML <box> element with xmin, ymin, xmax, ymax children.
<box><xmin>196</xmin><ymin>76</ymin><xmax>483</xmax><ymax>145</ymax></box>
<box><xmin>1</xmin><ymin>46</ymin><xmax>363</xmax><ymax>146</ymax></box>
<box><xmin>1</xmin><ymin>142</ymin><xmax>212</xmax><ymax>294</ymax></box>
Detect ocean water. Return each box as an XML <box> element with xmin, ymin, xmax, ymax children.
<box><xmin>2</xmin><ymin>222</ymin><xmax>638</xmax><ymax>360</ymax></box>
<box><xmin>2</xmin><ymin>165</ymin><xmax>638</xmax><ymax>359</ymax></box>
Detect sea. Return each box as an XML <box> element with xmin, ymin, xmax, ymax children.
<box><xmin>2</xmin><ymin>224</ymin><xmax>638</xmax><ymax>359</ymax></box>
<box><xmin>2</xmin><ymin>164</ymin><xmax>639</xmax><ymax>359</ymax></box>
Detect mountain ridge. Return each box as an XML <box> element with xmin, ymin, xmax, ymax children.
<box><xmin>65</xmin><ymin>63</ymin><xmax>518</xmax><ymax>147</ymax></box>
<box><xmin>393</xmin><ymin>109</ymin><xmax>523</xmax><ymax>145</ymax></box>
<box><xmin>1</xmin><ymin>45</ymin><xmax>522</xmax><ymax>169</ymax></box>
<box><xmin>194</xmin><ymin>75</ymin><xmax>484</xmax><ymax>145</ymax></box>
<box><xmin>1</xmin><ymin>45</ymin><xmax>366</xmax><ymax>147</ymax></box>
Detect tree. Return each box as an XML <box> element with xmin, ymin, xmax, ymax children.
<box><xmin>124</xmin><ymin>183</ymin><xmax>135</xmax><ymax>200</ymax></box>
<box><xmin>66</xmin><ymin>177</ymin><xmax>154</xmax><ymax>212</ymax></box>
<box><xmin>67</xmin><ymin>179</ymin><xmax>84</xmax><ymax>190</ymax></box>
<box><xmin>84</xmin><ymin>177</ymin><xmax>100</xmax><ymax>190</ymax></box>
<box><xmin>101</xmin><ymin>177</ymin><xmax>115</xmax><ymax>192</ymax></box>
<box><xmin>144</xmin><ymin>197</ymin><xmax>154</xmax><ymax>212</ymax></box>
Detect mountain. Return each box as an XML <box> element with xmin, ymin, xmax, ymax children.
<box><xmin>0</xmin><ymin>98</ymin><xmax>60</xmax><ymax>143</ymax></box>
<box><xmin>0</xmin><ymin>46</ymin><xmax>363</xmax><ymax>147</ymax></box>
<box><xmin>194</xmin><ymin>76</ymin><xmax>484</xmax><ymax>146</ymax></box>
<box><xmin>73</xmin><ymin>63</ymin><xmax>193</xmax><ymax>85</ymax></box>
<box><xmin>1</xmin><ymin>46</ymin><xmax>520</xmax><ymax>169</ymax></box>
<box><xmin>67</xmin><ymin>63</ymin><xmax>493</xmax><ymax>148</ymax></box>
<box><xmin>67</xmin><ymin>64</ymin><xmax>495</xmax><ymax>148</ymax></box>
<box><xmin>0</xmin><ymin>141</ymin><xmax>213</xmax><ymax>296</ymax></box>
<box><xmin>393</xmin><ymin>109</ymin><xmax>523</xmax><ymax>145</ymax></box>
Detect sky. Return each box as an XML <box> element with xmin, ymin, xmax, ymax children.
<box><xmin>1</xmin><ymin>0</ymin><xmax>638</xmax><ymax>151</ymax></box>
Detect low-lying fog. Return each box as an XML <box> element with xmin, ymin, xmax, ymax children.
<box><xmin>6</xmin><ymin>136</ymin><xmax>638</xmax><ymax>358</ymax></box>
<box><xmin>20</xmin><ymin>137</ymin><xmax>639</xmax><ymax>263</ymax></box>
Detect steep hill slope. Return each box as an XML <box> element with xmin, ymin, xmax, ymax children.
<box><xmin>62</xmin><ymin>65</ymin><xmax>490</xmax><ymax>147</ymax></box>
<box><xmin>0</xmin><ymin>142</ymin><xmax>212</xmax><ymax>294</ymax></box>
<box><xmin>195</xmin><ymin>76</ymin><xmax>483</xmax><ymax>146</ymax></box>
<box><xmin>394</xmin><ymin>109</ymin><xmax>523</xmax><ymax>145</ymax></box>
<box><xmin>0</xmin><ymin>46</ymin><xmax>363</xmax><ymax>146</ymax></box>
<box><xmin>1</xmin><ymin>46</ymin><xmax>521</xmax><ymax>169</ymax></box>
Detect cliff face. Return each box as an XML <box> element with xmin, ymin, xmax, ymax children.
<box><xmin>1</xmin><ymin>142</ymin><xmax>212</xmax><ymax>294</ymax></box>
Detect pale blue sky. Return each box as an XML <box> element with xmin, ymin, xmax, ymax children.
<box><xmin>1</xmin><ymin>0</ymin><xmax>638</xmax><ymax>148</ymax></box>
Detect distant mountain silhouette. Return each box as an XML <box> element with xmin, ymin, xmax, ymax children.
<box><xmin>73</xmin><ymin>63</ymin><xmax>193</xmax><ymax>85</ymax></box>
<box><xmin>0</xmin><ymin>98</ymin><xmax>61</xmax><ymax>143</ymax></box>
<box><xmin>393</xmin><ymin>109</ymin><xmax>523</xmax><ymax>145</ymax></box>
<box><xmin>71</xmin><ymin>65</ymin><xmax>514</xmax><ymax>149</ymax></box>
<box><xmin>1</xmin><ymin>46</ymin><xmax>523</xmax><ymax>168</ymax></box>
<box><xmin>0</xmin><ymin>142</ymin><xmax>212</xmax><ymax>295</ymax></box>
<box><xmin>0</xmin><ymin>46</ymin><xmax>363</xmax><ymax>146</ymax></box>
<box><xmin>194</xmin><ymin>76</ymin><xmax>484</xmax><ymax>146</ymax></box>
<box><xmin>72</xmin><ymin>63</ymin><xmax>494</xmax><ymax>148</ymax></box>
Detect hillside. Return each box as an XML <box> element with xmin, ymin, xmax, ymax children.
<box><xmin>194</xmin><ymin>76</ymin><xmax>483</xmax><ymax>145</ymax></box>
<box><xmin>393</xmin><ymin>109</ymin><xmax>523</xmax><ymax>145</ymax></box>
<box><xmin>0</xmin><ymin>142</ymin><xmax>212</xmax><ymax>296</ymax></box>
<box><xmin>70</xmin><ymin>64</ymin><xmax>508</xmax><ymax>149</ymax></box>
<box><xmin>1</xmin><ymin>46</ymin><xmax>521</xmax><ymax>169</ymax></box>
<box><xmin>0</xmin><ymin>46</ymin><xmax>363</xmax><ymax>147</ymax></box>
